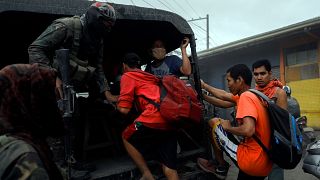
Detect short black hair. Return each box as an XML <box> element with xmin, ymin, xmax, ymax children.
<box><xmin>252</xmin><ymin>59</ymin><xmax>271</xmax><ymax>72</ymax></box>
<box><xmin>227</xmin><ymin>64</ymin><xmax>252</xmax><ymax>86</ymax></box>
<box><xmin>123</xmin><ymin>53</ymin><xmax>141</xmax><ymax>68</ymax></box>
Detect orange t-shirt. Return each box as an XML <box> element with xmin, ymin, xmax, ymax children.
<box><xmin>235</xmin><ymin>91</ymin><xmax>273</xmax><ymax>176</ymax></box>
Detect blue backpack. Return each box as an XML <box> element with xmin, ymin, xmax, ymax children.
<box><xmin>249</xmin><ymin>89</ymin><xmax>303</xmax><ymax>169</ymax></box>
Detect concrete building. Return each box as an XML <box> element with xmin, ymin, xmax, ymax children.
<box><xmin>198</xmin><ymin>17</ymin><xmax>320</xmax><ymax>128</ymax></box>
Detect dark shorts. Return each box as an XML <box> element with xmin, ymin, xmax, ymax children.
<box><xmin>123</xmin><ymin>122</ymin><xmax>178</xmax><ymax>170</ymax></box>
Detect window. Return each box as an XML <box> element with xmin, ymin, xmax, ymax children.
<box><xmin>285</xmin><ymin>42</ymin><xmax>319</xmax><ymax>82</ymax></box>
<box><xmin>286</xmin><ymin>42</ymin><xmax>317</xmax><ymax>66</ymax></box>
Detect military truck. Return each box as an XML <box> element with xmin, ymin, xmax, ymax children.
<box><xmin>0</xmin><ymin>0</ymin><xmax>215</xmax><ymax>179</ymax></box>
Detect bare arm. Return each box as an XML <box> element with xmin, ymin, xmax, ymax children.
<box><xmin>203</xmin><ymin>94</ymin><xmax>235</xmax><ymax>108</ymax></box>
<box><xmin>179</xmin><ymin>37</ymin><xmax>192</xmax><ymax>75</ymax></box>
<box><xmin>105</xmin><ymin>90</ymin><xmax>119</xmax><ymax>103</ymax></box>
<box><xmin>117</xmin><ymin>106</ymin><xmax>130</xmax><ymax>115</ymax></box>
<box><xmin>96</xmin><ymin>42</ymin><xmax>118</xmax><ymax>103</ymax></box>
<box><xmin>221</xmin><ymin>116</ymin><xmax>256</xmax><ymax>137</ymax></box>
<box><xmin>276</xmin><ymin>88</ymin><xmax>288</xmax><ymax>110</ymax></box>
<box><xmin>201</xmin><ymin>80</ymin><xmax>235</xmax><ymax>103</ymax></box>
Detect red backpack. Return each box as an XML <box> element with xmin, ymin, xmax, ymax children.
<box><xmin>142</xmin><ymin>75</ymin><xmax>203</xmax><ymax>124</ymax></box>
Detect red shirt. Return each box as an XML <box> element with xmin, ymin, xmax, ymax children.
<box><xmin>118</xmin><ymin>70</ymin><xmax>171</xmax><ymax>129</ymax></box>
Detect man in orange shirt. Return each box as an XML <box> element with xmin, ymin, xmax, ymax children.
<box><xmin>199</xmin><ymin>64</ymin><xmax>272</xmax><ymax>179</ymax></box>
<box><xmin>199</xmin><ymin>60</ymin><xmax>287</xmax><ymax>179</ymax></box>
<box><xmin>252</xmin><ymin>59</ymin><xmax>287</xmax><ymax>180</ymax></box>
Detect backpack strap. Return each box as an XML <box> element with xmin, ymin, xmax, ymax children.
<box><xmin>248</xmin><ymin>89</ymin><xmax>274</xmax><ymax>105</ymax></box>
<box><xmin>248</xmin><ymin>89</ymin><xmax>272</xmax><ymax>156</ymax></box>
<box><xmin>140</xmin><ymin>95</ymin><xmax>160</xmax><ymax>109</ymax></box>
<box><xmin>252</xmin><ymin>134</ymin><xmax>271</xmax><ymax>156</ymax></box>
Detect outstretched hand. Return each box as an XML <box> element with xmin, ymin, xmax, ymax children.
<box><xmin>180</xmin><ymin>37</ymin><xmax>190</xmax><ymax>49</ymax></box>
<box><xmin>104</xmin><ymin>90</ymin><xmax>118</xmax><ymax>108</ymax></box>
<box><xmin>209</xmin><ymin>117</ymin><xmax>231</xmax><ymax>132</ymax></box>
<box><xmin>200</xmin><ymin>79</ymin><xmax>207</xmax><ymax>89</ymax></box>
<box><xmin>55</xmin><ymin>77</ymin><xmax>63</xmax><ymax>99</ymax></box>
<box><xmin>220</xmin><ymin>119</ymin><xmax>232</xmax><ymax>131</ymax></box>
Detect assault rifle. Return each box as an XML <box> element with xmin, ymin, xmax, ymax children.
<box><xmin>56</xmin><ymin>49</ymin><xmax>75</xmax><ymax>180</ymax></box>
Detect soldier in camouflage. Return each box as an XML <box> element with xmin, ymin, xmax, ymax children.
<box><xmin>0</xmin><ymin>64</ymin><xmax>64</xmax><ymax>180</ymax></box>
<box><xmin>28</xmin><ymin>2</ymin><xmax>117</xmax><ymax>178</ymax></box>
<box><xmin>28</xmin><ymin>2</ymin><xmax>118</xmax><ymax>103</ymax></box>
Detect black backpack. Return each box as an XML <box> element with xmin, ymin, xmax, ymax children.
<box><xmin>249</xmin><ymin>89</ymin><xmax>303</xmax><ymax>169</ymax></box>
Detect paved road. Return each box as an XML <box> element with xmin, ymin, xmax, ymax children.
<box><xmin>224</xmin><ymin>152</ymin><xmax>318</xmax><ymax>180</ymax></box>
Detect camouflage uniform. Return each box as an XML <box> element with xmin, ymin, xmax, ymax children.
<box><xmin>28</xmin><ymin>16</ymin><xmax>110</xmax><ymax>94</ymax></box>
<box><xmin>27</xmin><ymin>4</ymin><xmax>115</xmax><ymax>178</ymax></box>
<box><xmin>0</xmin><ymin>135</ymin><xmax>51</xmax><ymax>180</ymax></box>
<box><xmin>28</xmin><ymin>15</ymin><xmax>112</xmax><ymax>177</ymax></box>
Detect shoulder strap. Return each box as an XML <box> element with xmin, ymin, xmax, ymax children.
<box><xmin>124</xmin><ymin>71</ymin><xmax>162</xmax><ymax>109</ymax></box>
<box><xmin>53</xmin><ymin>16</ymin><xmax>81</xmax><ymax>58</ymax></box>
<box><xmin>253</xmin><ymin>134</ymin><xmax>271</xmax><ymax>155</ymax></box>
<box><xmin>71</xmin><ymin>16</ymin><xmax>81</xmax><ymax>57</ymax></box>
<box><xmin>140</xmin><ymin>95</ymin><xmax>160</xmax><ymax>109</ymax></box>
<box><xmin>248</xmin><ymin>89</ymin><xmax>274</xmax><ymax>105</ymax></box>
<box><xmin>249</xmin><ymin>89</ymin><xmax>272</xmax><ymax>156</ymax></box>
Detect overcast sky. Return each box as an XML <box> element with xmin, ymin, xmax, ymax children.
<box><xmin>106</xmin><ymin>0</ymin><xmax>320</xmax><ymax>51</ymax></box>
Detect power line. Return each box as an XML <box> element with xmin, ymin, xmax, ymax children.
<box><xmin>188</xmin><ymin>15</ymin><xmax>214</xmax><ymax>49</ymax></box>
<box><xmin>184</xmin><ymin>0</ymin><xmax>201</xmax><ymax>18</ymax></box>
<box><xmin>189</xmin><ymin>25</ymin><xmax>210</xmax><ymax>47</ymax></box>
<box><xmin>137</xmin><ymin>0</ymin><xmax>217</xmax><ymax>47</ymax></box>
<box><xmin>190</xmin><ymin>22</ymin><xmax>207</xmax><ymax>36</ymax></box>
<box><xmin>156</xmin><ymin>0</ymin><xmax>174</xmax><ymax>12</ymax></box>
<box><xmin>171</xmin><ymin>0</ymin><xmax>193</xmax><ymax>19</ymax></box>
<box><xmin>141</xmin><ymin>0</ymin><xmax>156</xmax><ymax>8</ymax></box>
<box><xmin>209</xmin><ymin>41</ymin><xmax>215</xmax><ymax>47</ymax></box>
<box><xmin>209</xmin><ymin>36</ymin><xmax>217</xmax><ymax>45</ymax></box>
<box><xmin>161</xmin><ymin>0</ymin><xmax>177</xmax><ymax>12</ymax></box>
<box><xmin>190</xmin><ymin>21</ymin><xmax>207</xmax><ymax>33</ymax></box>
<box><xmin>209</xmin><ymin>35</ymin><xmax>222</xmax><ymax>46</ymax></box>
<box><xmin>130</xmin><ymin>0</ymin><xmax>135</xmax><ymax>6</ymax></box>
<box><xmin>193</xmin><ymin>28</ymin><xmax>217</xmax><ymax>46</ymax></box>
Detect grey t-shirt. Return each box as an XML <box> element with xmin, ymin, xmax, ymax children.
<box><xmin>147</xmin><ymin>55</ymin><xmax>183</xmax><ymax>77</ymax></box>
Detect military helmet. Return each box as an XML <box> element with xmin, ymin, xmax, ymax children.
<box><xmin>84</xmin><ymin>2</ymin><xmax>116</xmax><ymax>37</ymax></box>
<box><xmin>90</xmin><ymin>2</ymin><xmax>116</xmax><ymax>24</ymax></box>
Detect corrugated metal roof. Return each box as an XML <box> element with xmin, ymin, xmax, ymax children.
<box><xmin>198</xmin><ymin>17</ymin><xmax>320</xmax><ymax>59</ymax></box>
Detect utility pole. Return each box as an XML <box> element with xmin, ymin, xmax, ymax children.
<box><xmin>206</xmin><ymin>14</ymin><xmax>209</xmax><ymax>49</ymax></box>
<box><xmin>188</xmin><ymin>14</ymin><xmax>209</xmax><ymax>49</ymax></box>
